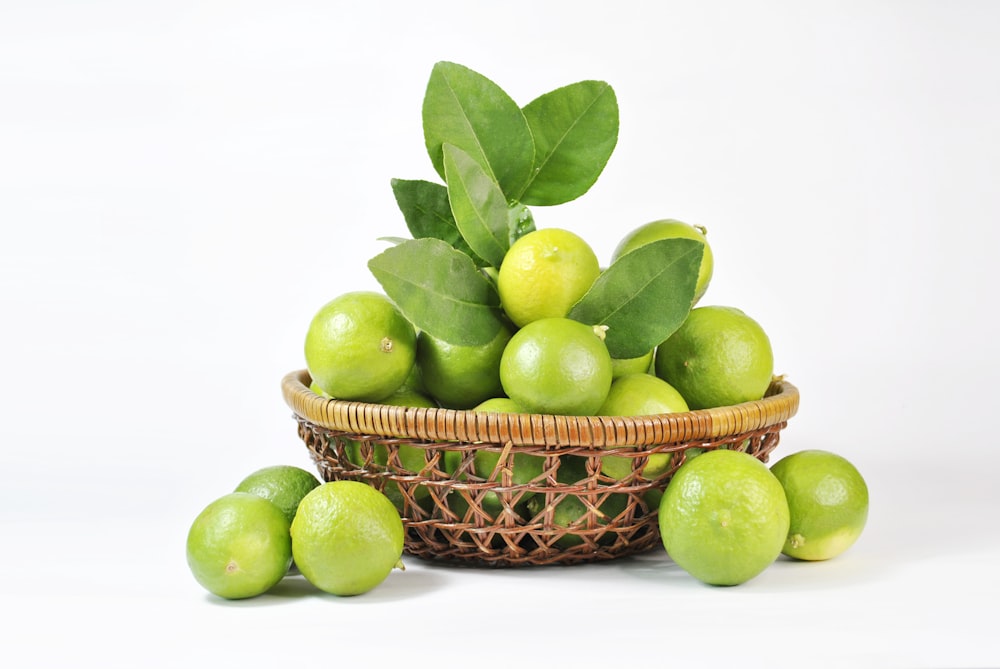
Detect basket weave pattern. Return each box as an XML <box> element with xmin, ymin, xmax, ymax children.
<box><xmin>283</xmin><ymin>370</ymin><xmax>799</xmax><ymax>567</ymax></box>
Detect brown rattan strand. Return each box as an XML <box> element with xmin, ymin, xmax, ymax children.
<box><xmin>281</xmin><ymin>369</ymin><xmax>798</xmax><ymax>447</ymax></box>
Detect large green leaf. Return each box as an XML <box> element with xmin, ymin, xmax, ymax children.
<box><xmin>389</xmin><ymin>178</ymin><xmax>483</xmax><ymax>263</ymax></box>
<box><xmin>422</xmin><ymin>61</ymin><xmax>535</xmax><ymax>199</ymax></box>
<box><xmin>443</xmin><ymin>143</ymin><xmax>510</xmax><ymax>269</ymax></box>
<box><xmin>567</xmin><ymin>238</ymin><xmax>703</xmax><ymax>359</ymax></box>
<box><xmin>368</xmin><ymin>237</ymin><xmax>505</xmax><ymax>346</ymax></box>
<box><xmin>519</xmin><ymin>80</ymin><xmax>619</xmax><ymax>206</ymax></box>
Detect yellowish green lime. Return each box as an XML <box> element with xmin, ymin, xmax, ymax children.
<box><xmin>186</xmin><ymin>492</ymin><xmax>292</xmax><ymax>600</ymax></box>
<box><xmin>304</xmin><ymin>291</ymin><xmax>416</xmax><ymax>402</ymax></box>
<box><xmin>612</xmin><ymin>219</ymin><xmax>714</xmax><ymax>304</ymax></box>
<box><xmin>290</xmin><ymin>481</ymin><xmax>405</xmax><ymax>596</ymax></box>
<box><xmin>654</xmin><ymin>305</ymin><xmax>774</xmax><ymax>410</ymax></box>
<box><xmin>770</xmin><ymin>450</ymin><xmax>869</xmax><ymax>561</ymax></box>
<box><xmin>658</xmin><ymin>449</ymin><xmax>789</xmax><ymax>586</ymax></box>
<box><xmin>497</xmin><ymin>228</ymin><xmax>600</xmax><ymax>327</ymax></box>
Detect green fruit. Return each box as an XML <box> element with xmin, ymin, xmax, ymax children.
<box><xmin>655</xmin><ymin>305</ymin><xmax>774</xmax><ymax>410</ymax></box>
<box><xmin>596</xmin><ymin>373</ymin><xmax>689</xmax><ymax>480</ymax></box>
<box><xmin>416</xmin><ymin>323</ymin><xmax>512</xmax><ymax>409</ymax></box>
<box><xmin>658</xmin><ymin>450</ymin><xmax>789</xmax><ymax>586</ymax></box>
<box><xmin>612</xmin><ymin>219</ymin><xmax>714</xmax><ymax>304</ymax></box>
<box><xmin>304</xmin><ymin>291</ymin><xmax>416</xmax><ymax>402</ymax></box>
<box><xmin>497</xmin><ymin>228</ymin><xmax>600</xmax><ymax>327</ymax></box>
<box><xmin>770</xmin><ymin>450</ymin><xmax>869</xmax><ymax>561</ymax></box>
<box><xmin>500</xmin><ymin>317</ymin><xmax>613</xmax><ymax>416</ymax></box>
<box><xmin>186</xmin><ymin>493</ymin><xmax>292</xmax><ymax>600</ymax></box>
<box><xmin>291</xmin><ymin>481</ymin><xmax>405</xmax><ymax>596</ymax></box>
<box><xmin>234</xmin><ymin>465</ymin><xmax>321</xmax><ymax>525</ymax></box>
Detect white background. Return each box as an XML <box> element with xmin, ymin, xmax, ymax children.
<box><xmin>2</xmin><ymin>1</ymin><xmax>998</xmax><ymax>667</ymax></box>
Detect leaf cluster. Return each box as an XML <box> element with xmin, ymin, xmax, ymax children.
<box><xmin>368</xmin><ymin>62</ymin><xmax>700</xmax><ymax>358</ymax></box>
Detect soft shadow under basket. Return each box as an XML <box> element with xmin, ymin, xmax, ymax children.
<box><xmin>282</xmin><ymin>369</ymin><xmax>799</xmax><ymax>567</ymax></box>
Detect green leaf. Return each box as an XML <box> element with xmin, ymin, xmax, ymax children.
<box><xmin>368</xmin><ymin>237</ymin><xmax>505</xmax><ymax>346</ymax></box>
<box><xmin>443</xmin><ymin>143</ymin><xmax>510</xmax><ymax>268</ymax></box>
<box><xmin>507</xmin><ymin>201</ymin><xmax>536</xmax><ymax>245</ymax></box>
<box><xmin>567</xmin><ymin>238</ymin><xmax>704</xmax><ymax>359</ymax></box>
<box><xmin>519</xmin><ymin>80</ymin><xmax>619</xmax><ymax>206</ymax></box>
<box><xmin>389</xmin><ymin>178</ymin><xmax>483</xmax><ymax>263</ymax></box>
<box><xmin>422</xmin><ymin>61</ymin><xmax>535</xmax><ymax>199</ymax></box>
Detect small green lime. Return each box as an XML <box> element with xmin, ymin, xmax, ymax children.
<box><xmin>527</xmin><ymin>491</ymin><xmax>628</xmax><ymax>548</ymax></box>
<box><xmin>596</xmin><ymin>373</ymin><xmax>689</xmax><ymax>480</ymax></box>
<box><xmin>658</xmin><ymin>449</ymin><xmax>789</xmax><ymax>586</ymax></box>
<box><xmin>611</xmin><ymin>349</ymin><xmax>655</xmax><ymax>379</ymax></box>
<box><xmin>291</xmin><ymin>481</ymin><xmax>405</xmax><ymax>596</ymax></box>
<box><xmin>234</xmin><ymin>465</ymin><xmax>321</xmax><ymax>525</ymax></box>
<box><xmin>500</xmin><ymin>317</ymin><xmax>613</xmax><ymax>416</ymax></box>
<box><xmin>770</xmin><ymin>450</ymin><xmax>869</xmax><ymax>561</ymax></box>
<box><xmin>304</xmin><ymin>291</ymin><xmax>416</xmax><ymax>402</ymax></box>
<box><xmin>655</xmin><ymin>305</ymin><xmax>774</xmax><ymax>410</ymax></box>
<box><xmin>416</xmin><ymin>323</ymin><xmax>513</xmax><ymax>409</ymax></box>
<box><xmin>186</xmin><ymin>492</ymin><xmax>292</xmax><ymax>600</ymax></box>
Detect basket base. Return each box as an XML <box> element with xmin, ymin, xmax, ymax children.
<box><xmin>294</xmin><ymin>416</ymin><xmax>786</xmax><ymax>568</ymax></box>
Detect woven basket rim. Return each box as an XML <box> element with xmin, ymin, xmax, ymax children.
<box><xmin>282</xmin><ymin>369</ymin><xmax>799</xmax><ymax>448</ymax></box>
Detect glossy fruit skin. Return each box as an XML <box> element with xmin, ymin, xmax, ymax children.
<box><xmin>654</xmin><ymin>305</ymin><xmax>773</xmax><ymax>410</ymax></box>
<box><xmin>499</xmin><ymin>317</ymin><xmax>613</xmax><ymax>416</ymax></box>
<box><xmin>290</xmin><ymin>481</ymin><xmax>404</xmax><ymax>597</ymax></box>
<box><xmin>234</xmin><ymin>465</ymin><xmax>321</xmax><ymax>525</ymax></box>
<box><xmin>658</xmin><ymin>449</ymin><xmax>790</xmax><ymax>586</ymax></box>
<box><xmin>416</xmin><ymin>322</ymin><xmax>513</xmax><ymax>409</ymax></box>
<box><xmin>186</xmin><ymin>492</ymin><xmax>292</xmax><ymax>600</ymax></box>
<box><xmin>612</xmin><ymin>219</ymin><xmax>714</xmax><ymax>304</ymax></box>
<box><xmin>770</xmin><ymin>450</ymin><xmax>869</xmax><ymax>561</ymax></box>
<box><xmin>304</xmin><ymin>291</ymin><xmax>416</xmax><ymax>402</ymax></box>
<box><xmin>497</xmin><ymin>228</ymin><xmax>601</xmax><ymax>328</ymax></box>
<box><xmin>596</xmin><ymin>373</ymin><xmax>689</xmax><ymax>480</ymax></box>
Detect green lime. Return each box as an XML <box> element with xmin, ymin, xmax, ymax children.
<box><xmin>658</xmin><ymin>449</ymin><xmax>789</xmax><ymax>586</ymax></box>
<box><xmin>290</xmin><ymin>481</ymin><xmax>405</xmax><ymax>596</ymax></box>
<box><xmin>234</xmin><ymin>465</ymin><xmax>321</xmax><ymax>525</ymax></box>
<box><xmin>654</xmin><ymin>305</ymin><xmax>774</xmax><ymax>410</ymax></box>
<box><xmin>416</xmin><ymin>322</ymin><xmax>513</xmax><ymax>409</ymax></box>
<box><xmin>471</xmin><ymin>397</ymin><xmax>523</xmax><ymax>413</ymax></box>
<box><xmin>611</xmin><ymin>349</ymin><xmax>655</xmax><ymax>379</ymax></box>
<box><xmin>304</xmin><ymin>291</ymin><xmax>416</xmax><ymax>402</ymax></box>
<box><xmin>500</xmin><ymin>317</ymin><xmax>613</xmax><ymax>416</ymax></box>
<box><xmin>612</xmin><ymin>219</ymin><xmax>714</xmax><ymax>304</ymax></box>
<box><xmin>343</xmin><ymin>389</ymin><xmax>438</xmax><ymax>513</ymax></box>
<box><xmin>497</xmin><ymin>228</ymin><xmax>600</xmax><ymax>327</ymax></box>
<box><xmin>527</xmin><ymin>490</ymin><xmax>628</xmax><ymax>548</ymax></box>
<box><xmin>596</xmin><ymin>373</ymin><xmax>689</xmax><ymax>480</ymax></box>
<box><xmin>474</xmin><ymin>446</ymin><xmax>545</xmax><ymax>519</ymax></box>
<box><xmin>770</xmin><ymin>450</ymin><xmax>869</xmax><ymax>561</ymax></box>
<box><xmin>186</xmin><ymin>492</ymin><xmax>292</xmax><ymax>600</ymax></box>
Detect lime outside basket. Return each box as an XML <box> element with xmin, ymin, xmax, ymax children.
<box><xmin>282</xmin><ymin>369</ymin><xmax>799</xmax><ymax>567</ymax></box>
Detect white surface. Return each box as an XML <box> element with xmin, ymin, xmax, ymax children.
<box><xmin>3</xmin><ymin>2</ymin><xmax>999</xmax><ymax>667</ymax></box>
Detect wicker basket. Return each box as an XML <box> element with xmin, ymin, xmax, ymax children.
<box><xmin>282</xmin><ymin>369</ymin><xmax>799</xmax><ymax>567</ymax></box>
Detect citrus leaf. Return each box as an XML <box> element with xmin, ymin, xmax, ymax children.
<box><xmin>443</xmin><ymin>143</ymin><xmax>510</xmax><ymax>268</ymax></box>
<box><xmin>422</xmin><ymin>61</ymin><xmax>535</xmax><ymax>199</ymax></box>
<box><xmin>507</xmin><ymin>201</ymin><xmax>536</xmax><ymax>245</ymax></box>
<box><xmin>368</xmin><ymin>237</ymin><xmax>505</xmax><ymax>346</ymax></box>
<box><xmin>567</xmin><ymin>238</ymin><xmax>703</xmax><ymax>359</ymax></box>
<box><xmin>389</xmin><ymin>178</ymin><xmax>484</xmax><ymax>263</ymax></box>
<box><xmin>520</xmin><ymin>80</ymin><xmax>619</xmax><ymax>206</ymax></box>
